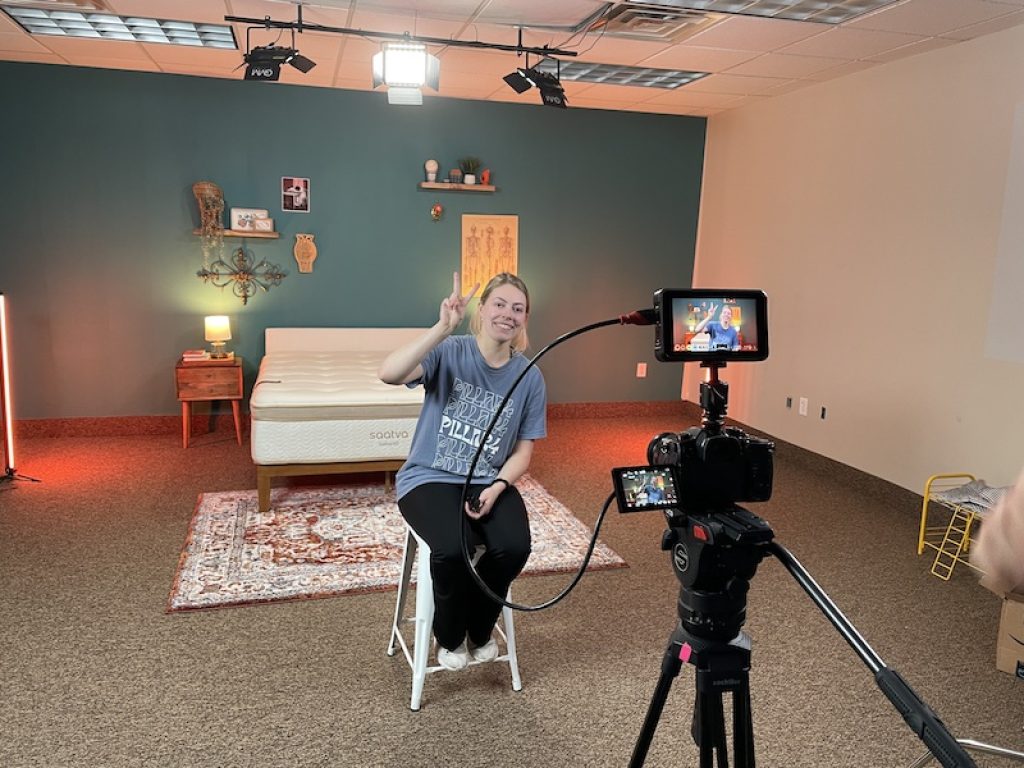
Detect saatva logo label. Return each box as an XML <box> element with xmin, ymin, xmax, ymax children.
<box><xmin>370</xmin><ymin>429</ymin><xmax>409</xmax><ymax>440</ymax></box>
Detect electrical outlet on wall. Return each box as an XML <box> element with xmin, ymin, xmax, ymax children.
<box><xmin>786</xmin><ymin>396</ymin><xmax>792</xmax><ymax>409</ymax></box>
<box><xmin>636</xmin><ymin>362</ymin><xmax>647</xmax><ymax>378</ymax></box>
<box><xmin>798</xmin><ymin>397</ymin><xmax>808</xmax><ymax>416</ymax></box>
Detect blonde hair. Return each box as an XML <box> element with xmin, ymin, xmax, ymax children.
<box><xmin>470</xmin><ymin>272</ymin><xmax>531</xmax><ymax>354</ymax></box>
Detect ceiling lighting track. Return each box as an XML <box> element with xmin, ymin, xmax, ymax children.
<box><xmin>223</xmin><ymin>12</ymin><xmax>580</xmax><ymax>60</ymax></box>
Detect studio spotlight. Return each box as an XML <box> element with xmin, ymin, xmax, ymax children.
<box><xmin>502</xmin><ymin>69</ymin><xmax>532</xmax><ymax>94</ymax></box>
<box><xmin>243</xmin><ymin>43</ymin><xmax>317</xmax><ymax>81</ymax></box>
<box><xmin>372</xmin><ymin>41</ymin><xmax>440</xmax><ymax>105</ymax></box>
<box><xmin>503</xmin><ymin>57</ymin><xmax>568</xmax><ymax>108</ymax></box>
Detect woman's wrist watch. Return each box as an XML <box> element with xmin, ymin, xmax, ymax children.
<box><xmin>491</xmin><ymin>478</ymin><xmax>510</xmax><ymax>492</ymax></box>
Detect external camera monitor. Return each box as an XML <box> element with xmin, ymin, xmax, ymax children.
<box><xmin>654</xmin><ymin>289</ymin><xmax>768</xmax><ymax>363</ymax></box>
<box><xmin>611</xmin><ymin>465</ymin><xmax>680</xmax><ymax>513</ymax></box>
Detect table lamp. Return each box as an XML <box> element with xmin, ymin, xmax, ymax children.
<box><xmin>204</xmin><ymin>315</ymin><xmax>232</xmax><ymax>358</ymax></box>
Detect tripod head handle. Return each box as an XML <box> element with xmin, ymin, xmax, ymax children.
<box><xmin>875</xmin><ymin>668</ymin><xmax>978</xmax><ymax>768</ymax></box>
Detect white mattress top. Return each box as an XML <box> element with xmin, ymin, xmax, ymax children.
<box><xmin>251</xmin><ymin>351</ymin><xmax>424</xmax><ymax>409</ymax></box>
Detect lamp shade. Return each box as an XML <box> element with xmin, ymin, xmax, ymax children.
<box><xmin>204</xmin><ymin>315</ymin><xmax>232</xmax><ymax>343</ymax></box>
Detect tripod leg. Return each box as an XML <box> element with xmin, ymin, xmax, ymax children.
<box><xmin>693</xmin><ymin>689</ymin><xmax>730</xmax><ymax>768</ymax></box>
<box><xmin>732</xmin><ymin>678</ymin><xmax>755</xmax><ymax>768</ymax></box>
<box><xmin>630</xmin><ymin>640</ymin><xmax>684</xmax><ymax>768</ymax></box>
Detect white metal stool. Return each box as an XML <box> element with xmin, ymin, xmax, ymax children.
<box><xmin>386</xmin><ymin>525</ymin><xmax>522</xmax><ymax>710</ymax></box>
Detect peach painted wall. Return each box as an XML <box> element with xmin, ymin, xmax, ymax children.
<box><xmin>688</xmin><ymin>23</ymin><xmax>1024</xmax><ymax>492</ymax></box>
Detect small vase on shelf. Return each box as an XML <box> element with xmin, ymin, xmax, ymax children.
<box><xmin>463</xmin><ymin>174</ymin><xmax>476</xmax><ymax>185</ymax></box>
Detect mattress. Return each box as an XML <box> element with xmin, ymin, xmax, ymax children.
<box><xmin>250</xmin><ymin>328</ymin><xmax>426</xmax><ymax>466</ymax></box>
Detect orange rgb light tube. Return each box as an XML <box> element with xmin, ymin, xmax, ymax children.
<box><xmin>0</xmin><ymin>292</ymin><xmax>14</xmax><ymax>473</ymax></box>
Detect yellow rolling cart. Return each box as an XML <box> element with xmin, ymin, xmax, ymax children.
<box><xmin>918</xmin><ymin>473</ymin><xmax>984</xmax><ymax>581</ymax></box>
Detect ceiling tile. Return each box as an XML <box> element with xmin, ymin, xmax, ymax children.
<box><xmin>141</xmin><ymin>45</ymin><xmax>243</xmax><ymax>66</ymax></box>
<box><xmin>802</xmin><ymin>59</ymin><xmax>878</xmax><ymax>82</ymax></box>
<box><xmin>639</xmin><ymin>45</ymin><xmax>761</xmax><ymax>73</ymax></box>
<box><xmin>70</xmin><ymin>57</ymin><xmax>161</xmax><ymax>72</ymax></box>
<box><xmin>725</xmin><ymin>52</ymin><xmax>848</xmax><ymax>79</ymax></box>
<box><xmin>107</xmin><ymin>0</ymin><xmax>232</xmax><ymax>24</ymax></box>
<box><xmin>0</xmin><ymin>31</ymin><xmax>49</xmax><ymax>54</ymax></box>
<box><xmin>682</xmin><ymin>72</ymin><xmax>792</xmax><ymax>96</ymax></box>
<box><xmin>566</xmin><ymin>34</ymin><xmax>670</xmax><ymax>66</ymax></box>
<box><xmin>940</xmin><ymin>8</ymin><xmax>1024</xmax><ymax>40</ymax></box>
<box><xmin>777</xmin><ymin>26</ymin><xmax>926</xmax><ymax>58</ymax></box>
<box><xmin>347</xmin><ymin>9</ymin><xmax>465</xmax><ymax>38</ymax></box>
<box><xmin>0</xmin><ymin>10</ymin><xmax>22</xmax><ymax>34</ymax></box>
<box><xmin>438</xmin><ymin>47</ymin><xmax>516</xmax><ymax>77</ymax></box>
<box><xmin>686</xmin><ymin>15</ymin><xmax>830</xmax><ymax>52</ymax></box>
<box><xmin>0</xmin><ymin>49</ymin><xmax>65</xmax><ymax>64</ymax></box>
<box><xmin>32</xmin><ymin>36</ymin><xmax>151</xmax><ymax>62</ymax></box>
<box><xmin>847</xmin><ymin>0</ymin><xmax>1015</xmax><ymax>36</ymax></box>
<box><xmin>641</xmin><ymin>88</ymin><xmax>746</xmax><ymax>108</ymax></box>
<box><xmin>864</xmin><ymin>35</ymin><xmax>957</xmax><ymax>63</ymax></box>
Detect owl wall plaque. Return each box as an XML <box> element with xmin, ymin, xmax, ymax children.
<box><xmin>293</xmin><ymin>233</ymin><xmax>317</xmax><ymax>273</ymax></box>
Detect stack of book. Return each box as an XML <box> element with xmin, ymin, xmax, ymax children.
<box><xmin>182</xmin><ymin>349</ymin><xmax>210</xmax><ymax>363</ymax></box>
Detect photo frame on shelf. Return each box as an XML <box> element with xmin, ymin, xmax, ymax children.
<box><xmin>230</xmin><ymin>207</ymin><xmax>270</xmax><ymax>231</ymax></box>
<box><xmin>461</xmin><ymin>214</ymin><xmax>518</xmax><ymax>291</ymax></box>
<box><xmin>282</xmin><ymin>177</ymin><xmax>310</xmax><ymax>213</ymax></box>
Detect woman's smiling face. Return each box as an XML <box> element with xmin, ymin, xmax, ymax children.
<box><xmin>478</xmin><ymin>283</ymin><xmax>528</xmax><ymax>343</ymax></box>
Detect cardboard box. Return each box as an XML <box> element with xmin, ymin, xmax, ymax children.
<box><xmin>996</xmin><ymin>590</ymin><xmax>1024</xmax><ymax>679</ymax></box>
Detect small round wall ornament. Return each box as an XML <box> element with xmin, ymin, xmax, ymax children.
<box><xmin>431</xmin><ymin>203</ymin><xmax>444</xmax><ymax>222</ymax></box>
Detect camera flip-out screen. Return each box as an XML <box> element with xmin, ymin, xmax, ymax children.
<box><xmin>654</xmin><ymin>289</ymin><xmax>768</xmax><ymax>363</ymax></box>
<box><xmin>611</xmin><ymin>466</ymin><xmax>681</xmax><ymax>513</ymax></box>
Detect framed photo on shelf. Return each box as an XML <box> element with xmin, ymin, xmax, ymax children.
<box><xmin>461</xmin><ymin>214</ymin><xmax>518</xmax><ymax>291</ymax></box>
<box><xmin>282</xmin><ymin>176</ymin><xmax>310</xmax><ymax>213</ymax></box>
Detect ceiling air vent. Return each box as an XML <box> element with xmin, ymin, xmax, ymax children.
<box><xmin>591</xmin><ymin>3</ymin><xmax>723</xmax><ymax>43</ymax></box>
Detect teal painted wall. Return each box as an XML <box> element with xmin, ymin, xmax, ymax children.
<box><xmin>0</xmin><ymin>62</ymin><xmax>705</xmax><ymax>419</ymax></box>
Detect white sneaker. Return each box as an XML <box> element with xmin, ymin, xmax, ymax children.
<box><xmin>437</xmin><ymin>641</ymin><xmax>469</xmax><ymax>671</ymax></box>
<box><xmin>469</xmin><ymin>637</ymin><xmax>499</xmax><ymax>663</ymax></box>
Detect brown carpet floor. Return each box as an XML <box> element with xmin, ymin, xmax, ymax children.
<box><xmin>1</xmin><ymin>407</ymin><xmax>1021</xmax><ymax>767</ymax></box>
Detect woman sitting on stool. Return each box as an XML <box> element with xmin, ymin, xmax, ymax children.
<box><xmin>378</xmin><ymin>271</ymin><xmax>547</xmax><ymax>670</ymax></box>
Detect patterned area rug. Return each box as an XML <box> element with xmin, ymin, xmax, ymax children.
<box><xmin>168</xmin><ymin>475</ymin><xmax>627</xmax><ymax>611</ymax></box>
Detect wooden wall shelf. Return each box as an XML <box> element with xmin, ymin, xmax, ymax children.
<box><xmin>418</xmin><ymin>182</ymin><xmax>496</xmax><ymax>193</ymax></box>
<box><xmin>193</xmin><ymin>229</ymin><xmax>280</xmax><ymax>239</ymax></box>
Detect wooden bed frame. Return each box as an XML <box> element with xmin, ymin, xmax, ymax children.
<box><xmin>256</xmin><ymin>460</ymin><xmax>404</xmax><ymax>512</ymax></box>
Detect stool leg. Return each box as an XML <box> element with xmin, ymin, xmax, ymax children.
<box><xmin>502</xmin><ymin>602</ymin><xmax>523</xmax><ymax>692</ymax></box>
<box><xmin>410</xmin><ymin>546</ymin><xmax>434</xmax><ymax>711</ymax></box>
<box><xmin>387</xmin><ymin>531</ymin><xmax>416</xmax><ymax>657</ymax></box>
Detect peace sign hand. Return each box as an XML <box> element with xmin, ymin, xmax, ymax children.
<box><xmin>439</xmin><ymin>272</ymin><xmax>480</xmax><ymax>333</ymax></box>
<box><xmin>706</xmin><ymin>303</ymin><xmax>719</xmax><ymax>318</ymax></box>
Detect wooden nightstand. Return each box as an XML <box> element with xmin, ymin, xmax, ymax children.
<box><xmin>175</xmin><ymin>356</ymin><xmax>244</xmax><ymax>448</ymax></box>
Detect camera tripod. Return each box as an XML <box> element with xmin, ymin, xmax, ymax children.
<box><xmin>631</xmin><ymin>624</ymin><xmax>754</xmax><ymax>768</ymax></box>
<box><xmin>629</xmin><ymin>538</ymin><xmax>982</xmax><ymax>768</ymax></box>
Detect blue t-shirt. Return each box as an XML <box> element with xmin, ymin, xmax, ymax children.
<box><xmin>706</xmin><ymin>323</ymin><xmax>739</xmax><ymax>351</ymax></box>
<box><xmin>395</xmin><ymin>335</ymin><xmax>547</xmax><ymax>499</ymax></box>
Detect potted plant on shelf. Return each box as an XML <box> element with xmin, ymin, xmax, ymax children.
<box><xmin>459</xmin><ymin>157</ymin><xmax>482</xmax><ymax>185</ymax></box>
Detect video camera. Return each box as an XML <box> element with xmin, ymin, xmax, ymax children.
<box><xmin>613</xmin><ymin>289</ymin><xmax>775</xmax><ymax>641</ymax></box>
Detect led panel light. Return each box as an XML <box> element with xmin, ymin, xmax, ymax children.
<box><xmin>630</xmin><ymin>0</ymin><xmax>902</xmax><ymax>25</ymax></box>
<box><xmin>372</xmin><ymin>42</ymin><xmax>440</xmax><ymax>89</ymax></box>
<box><xmin>2</xmin><ymin>7</ymin><xmax>237</xmax><ymax>48</ymax></box>
<box><xmin>537</xmin><ymin>59</ymin><xmax>707</xmax><ymax>89</ymax></box>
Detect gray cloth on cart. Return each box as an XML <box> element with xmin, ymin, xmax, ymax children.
<box><xmin>931</xmin><ymin>479</ymin><xmax>1010</xmax><ymax>516</ymax></box>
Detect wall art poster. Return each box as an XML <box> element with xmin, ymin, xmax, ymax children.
<box><xmin>461</xmin><ymin>214</ymin><xmax>518</xmax><ymax>291</ymax></box>
<box><xmin>282</xmin><ymin>177</ymin><xmax>310</xmax><ymax>213</ymax></box>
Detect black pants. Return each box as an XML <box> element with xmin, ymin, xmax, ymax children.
<box><xmin>398</xmin><ymin>483</ymin><xmax>531</xmax><ymax>651</ymax></box>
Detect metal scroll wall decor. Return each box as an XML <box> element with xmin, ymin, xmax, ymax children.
<box><xmin>197</xmin><ymin>246</ymin><xmax>287</xmax><ymax>305</ymax></box>
<box><xmin>192</xmin><ymin>180</ymin><xmax>287</xmax><ymax>304</ymax></box>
